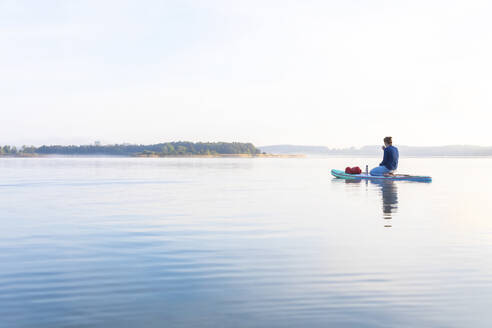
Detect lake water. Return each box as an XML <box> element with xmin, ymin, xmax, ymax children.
<box><xmin>1</xmin><ymin>157</ymin><xmax>491</xmax><ymax>328</ymax></box>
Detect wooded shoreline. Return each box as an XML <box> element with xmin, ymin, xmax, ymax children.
<box><xmin>0</xmin><ymin>142</ymin><xmax>304</xmax><ymax>158</ymax></box>
<box><xmin>0</xmin><ymin>153</ymin><xmax>304</xmax><ymax>158</ymax></box>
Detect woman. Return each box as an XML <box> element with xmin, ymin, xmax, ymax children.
<box><xmin>370</xmin><ymin>136</ymin><xmax>399</xmax><ymax>176</ymax></box>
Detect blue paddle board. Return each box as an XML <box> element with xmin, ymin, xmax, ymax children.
<box><xmin>331</xmin><ymin>169</ymin><xmax>432</xmax><ymax>182</ymax></box>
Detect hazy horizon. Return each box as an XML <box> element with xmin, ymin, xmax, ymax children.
<box><xmin>2</xmin><ymin>1</ymin><xmax>492</xmax><ymax>147</ymax></box>
<box><xmin>2</xmin><ymin>139</ymin><xmax>491</xmax><ymax>149</ymax></box>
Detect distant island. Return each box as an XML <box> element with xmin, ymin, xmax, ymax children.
<box><xmin>259</xmin><ymin>144</ymin><xmax>492</xmax><ymax>157</ymax></box>
<box><xmin>2</xmin><ymin>142</ymin><xmax>490</xmax><ymax>158</ymax></box>
<box><xmin>0</xmin><ymin>142</ymin><xmax>299</xmax><ymax>158</ymax></box>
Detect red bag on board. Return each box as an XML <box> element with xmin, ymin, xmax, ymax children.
<box><xmin>345</xmin><ymin>166</ymin><xmax>362</xmax><ymax>174</ymax></box>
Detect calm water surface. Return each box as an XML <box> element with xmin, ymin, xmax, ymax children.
<box><xmin>1</xmin><ymin>157</ymin><xmax>491</xmax><ymax>327</ymax></box>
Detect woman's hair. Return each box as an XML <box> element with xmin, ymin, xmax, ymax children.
<box><xmin>384</xmin><ymin>136</ymin><xmax>392</xmax><ymax>145</ymax></box>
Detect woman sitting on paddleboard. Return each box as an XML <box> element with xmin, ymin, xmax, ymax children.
<box><xmin>370</xmin><ymin>136</ymin><xmax>399</xmax><ymax>176</ymax></box>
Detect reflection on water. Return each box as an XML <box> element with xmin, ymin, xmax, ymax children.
<box><xmin>372</xmin><ymin>181</ymin><xmax>398</xmax><ymax>227</ymax></box>
<box><xmin>337</xmin><ymin>179</ymin><xmax>399</xmax><ymax>227</ymax></box>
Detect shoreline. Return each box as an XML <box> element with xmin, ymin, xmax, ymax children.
<box><xmin>2</xmin><ymin>154</ymin><xmax>492</xmax><ymax>159</ymax></box>
<box><xmin>0</xmin><ymin>153</ymin><xmax>305</xmax><ymax>159</ymax></box>
<box><xmin>132</xmin><ymin>153</ymin><xmax>305</xmax><ymax>158</ymax></box>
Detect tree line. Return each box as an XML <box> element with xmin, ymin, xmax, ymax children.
<box><xmin>0</xmin><ymin>142</ymin><xmax>262</xmax><ymax>156</ymax></box>
<box><xmin>0</xmin><ymin>145</ymin><xmax>37</xmax><ymax>155</ymax></box>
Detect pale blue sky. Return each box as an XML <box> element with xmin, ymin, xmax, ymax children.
<box><xmin>1</xmin><ymin>0</ymin><xmax>491</xmax><ymax>147</ymax></box>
